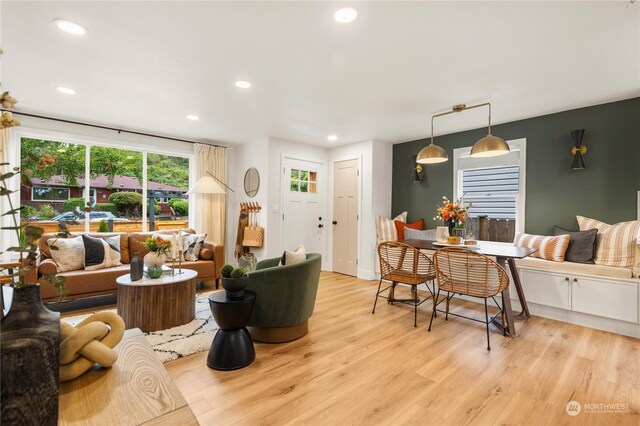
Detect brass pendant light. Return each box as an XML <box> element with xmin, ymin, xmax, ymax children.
<box><xmin>416</xmin><ymin>102</ymin><xmax>509</xmax><ymax>164</ymax></box>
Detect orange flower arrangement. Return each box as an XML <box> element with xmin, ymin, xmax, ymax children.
<box><xmin>434</xmin><ymin>196</ymin><xmax>470</xmax><ymax>226</ymax></box>
<box><xmin>142</xmin><ymin>236</ymin><xmax>172</xmax><ymax>256</ymax></box>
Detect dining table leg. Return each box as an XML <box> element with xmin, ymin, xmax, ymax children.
<box><xmin>495</xmin><ymin>257</ymin><xmax>516</xmax><ymax>336</ymax></box>
<box><xmin>507</xmin><ymin>258</ymin><xmax>531</xmax><ymax>319</ymax></box>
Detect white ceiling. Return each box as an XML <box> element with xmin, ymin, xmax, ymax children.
<box><xmin>1</xmin><ymin>1</ymin><xmax>639</xmax><ymax>147</ymax></box>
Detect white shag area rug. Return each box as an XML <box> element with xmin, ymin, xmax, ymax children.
<box><xmin>62</xmin><ymin>291</ymin><xmax>219</xmax><ymax>363</ymax></box>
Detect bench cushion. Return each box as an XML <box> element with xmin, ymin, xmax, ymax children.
<box><xmin>515</xmin><ymin>257</ymin><xmax>633</xmax><ymax>279</ymax></box>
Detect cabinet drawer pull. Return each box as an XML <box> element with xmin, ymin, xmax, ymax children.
<box><xmin>564</xmin><ymin>277</ymin><xmax>570</xmax><ymax>281</ymax></box>
<box><xmin>573</xmin><ymin>278</ymin><xmax>578</xmax><ymax>283</ymax></box>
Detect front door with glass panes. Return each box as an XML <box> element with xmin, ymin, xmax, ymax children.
<box><xmin>282</xmin><ymin>157</ymin><xmax>325</xmax><ymax>259</ymax></box>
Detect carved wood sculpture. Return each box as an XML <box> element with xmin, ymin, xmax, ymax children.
<box><xmin>59</xmin><ymin>311</ymin><xmax>125</xmax><ymax>382</ymax></box>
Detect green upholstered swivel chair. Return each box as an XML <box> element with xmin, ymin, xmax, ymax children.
<box><xmin>245</xmin><ymin>253</ymin><xmax>321</xmax><ymax>343</ymax></box>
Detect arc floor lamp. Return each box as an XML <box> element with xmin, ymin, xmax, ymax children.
<box><xmin>416</xmin><ymin>102</ymin><xmax>510</xmax><ymax>164</ymax></box>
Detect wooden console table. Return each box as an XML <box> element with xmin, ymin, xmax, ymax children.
<box><xmin>59</xmin><ymin>329</ymin><xmax>198</xmax><ymax>425</ymax></box>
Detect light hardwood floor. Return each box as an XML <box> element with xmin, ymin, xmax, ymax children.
<box><xmin>165</xmin><ymin>272</ymin><xmax>639</xmax><ymax>425</ymax></box>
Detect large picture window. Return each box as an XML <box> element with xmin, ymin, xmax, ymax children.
<box><xmin>453</xmin><ymin>139</ymin><xmax>526</xmax><ymax>234</ymax></box>
<box><xmin>19</xmin><ymin>136</ymin><xmax>191</xmax><ymax>232</ymax></box>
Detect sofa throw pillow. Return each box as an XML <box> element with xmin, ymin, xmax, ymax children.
<box><xmin>513</xmin><ymin>232</ymin><xmax>570</xmax><ymax>262</ymax></box>
<box><xmin>279</xmin><ymin>245</ymin><xmax>306</xmax><ymax>266</ymax></box>
<box><xmin>82</xmin><ymin>234</ymin><xmax>121</xmax><ymax>271</ymax></box>
<box><xmin>553</xmin><ymin>226</ymin><xmax>597</xmax><ymax>264</ymax></box>
<box><xmin>183</xmin><ymin>233</ymin><xmax>207</xmax><ymax>261</ymax></box>
<box><xmin>404</xmin><ymin>228</ymin><xmax>437</xmax><ymax>241</ymax></box>
<box><xmin>375</xmin><ymin>211</ymin><xmax>407</xmax><ymax>243</ymax></box>
<box><xmin>577</xmin><ymin>215</ymin><xmax>640</xmax><ymax>268</ymax></box>
<box><xmin>394</xmin><ymin>219</ymin><xmax>424</xmax><ymax>241</ymax></box>
<box><xmin>103</xmin><ymin>235</ymin><xmax>122</xmax><ymax>266</ymax></box>
<box><xmin>47</xmin><ymin>236</ymin><xmax>85</xmax><ymax>272</ymax></box>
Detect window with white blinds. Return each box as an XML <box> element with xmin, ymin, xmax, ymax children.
<box><xmin>462</xmin><ymin>166</ymin><xmax>519</xmax><ymax>219</ymax></box>
<box><xmin>453</xmin><ymin>139</ymin><xmax>526</xmax><ymax>232</ymax></box>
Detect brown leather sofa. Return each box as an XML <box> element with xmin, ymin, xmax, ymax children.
<box><xmin>37</xmin><ymin>229</ymin><xmax>223</xmax><ymax>303</ymax></box>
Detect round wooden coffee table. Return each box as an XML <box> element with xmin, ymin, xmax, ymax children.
<box><xmin>116</xmin><ymin>269</ymin><xmax>198</xmax><ymax>333</ymax></box>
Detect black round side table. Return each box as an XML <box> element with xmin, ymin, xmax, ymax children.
<box><xmin>207</xmin><ymin>290</ymin><xmax>256</xmax><ymax>371</ymax></box>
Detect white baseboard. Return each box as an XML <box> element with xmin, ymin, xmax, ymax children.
<box><xmin>357</xmin><ymin>269</ymin><xmax>375</xmax><ymax>281</ymax></box>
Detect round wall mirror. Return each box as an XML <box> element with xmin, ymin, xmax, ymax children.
<box><xmin>244</xmin><ymin>167</ymin><xmax>260</xmax><ymax>198</ymax></box>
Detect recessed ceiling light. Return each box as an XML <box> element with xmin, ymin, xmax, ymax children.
<box><xmin>334</xmin><ymin>8</ymin><xmax>357</xmax><ymax>24</ymax></box>
<box><xmin>235</xmin><ymin>81</ymin><xmax>252</xmax><ymax>89</ymax></box>
<box><xmin>54</xmin><ymin>19</ymin><xmax>88</xmax><ymax>35</ymax></box>
<box><xmin>186</xmin><ymin>115</ymin><xmax>200</xmax><ymax>121</ymax></box>
<box><xmin>328</xmin><ymin>135</ymin><xmax>338</xmax><ymax>141</ymax></box>
<box><xmin>56</xmin><ymin>86</ymin><xmax>77</xmax><ymax>95</ymax></box>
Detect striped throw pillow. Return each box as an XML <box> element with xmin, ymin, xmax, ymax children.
<box><xmin>513</xmin><ymin>232</ymin><xmax>570</xmax><ymax>262</ymax></box>
<box><xmin>375</xmin><ymin>211</ymin><xmax>407</xmax><ymax>243</ymax></box>
<box><xmin>577</xmin><ymin>215</ymin><xmax>640</xmax><ymax>268</ymax></box>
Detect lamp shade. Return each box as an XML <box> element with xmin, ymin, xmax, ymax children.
<box><xmin>186</xmin><ymin>175</ymin><xmax>225</xmax><ymax>195</ymax></box>
<box><xmin>572</xmin><ymin>153</ymin><xmax>585</xmax><ymax>170</ymax></box>
<box><xmin>416</xmin><ymin>144</ymin><xmax>448</xmax><ymax>164</ymax></box>
<box><xmin>470</xmin><ymin>134</ymin><xmax>510</xmax><ymax>158</ymax></box>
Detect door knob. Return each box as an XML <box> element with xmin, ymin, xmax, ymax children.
<box><xmin>318</xmin><ymin>224</ymin><xmax>324</xmax><ymax>229</ymax></box>
<box><xmin>332</xmin><ymin>220</ymin><xmax>338</xmax><ymax>225</ymax></box>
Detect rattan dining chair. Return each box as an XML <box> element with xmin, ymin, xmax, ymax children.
<box><xmin>428</xmin><ymin>247</ymin><xmax>510</xmax><ymax>350</ymax></box>
<box><xmin>373</xmin><ymin>241</ymin><xmax>437</xmax><ymax>327</ymax></box>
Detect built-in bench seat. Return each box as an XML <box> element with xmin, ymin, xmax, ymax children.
<box><xmin>416</xmin><ymin>241</ymin><xmax>639</xmax><ymax>338</ymax></box>
<box><xmin>514</xmin><ymin>257</ymin><xmax>635</xmax><ymax>279</ymax></box>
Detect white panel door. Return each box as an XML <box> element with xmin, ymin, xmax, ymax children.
<box><xmin>333</xmin><ymin>159</ymin><xmax>358</xmax><ymax>276</ymax></box>
<box><xmin>282</xmin><ymin>158</ymin><xmax>325</xmax><ymax>257</ymax></box>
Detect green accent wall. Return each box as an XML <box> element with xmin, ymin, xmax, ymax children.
<box><xmin>392</xmin><ymin>97</ymin><xmax>640</xmax><ymax>235</ymax></box>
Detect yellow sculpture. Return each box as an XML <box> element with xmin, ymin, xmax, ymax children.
<box><xmin>59</xmin><ymin>312</ymin><xmax>125</xmax><ymax>382</ymax></box>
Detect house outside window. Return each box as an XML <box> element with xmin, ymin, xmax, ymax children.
<box><xmin>453</xmin><ymin>138</ymin><xmax>526</xmax><ymax>233</ymax></box>
<box><xmin>32</xmin><ymin>186</ymin><xmax>70</xmax><ymax>202</ymax></box>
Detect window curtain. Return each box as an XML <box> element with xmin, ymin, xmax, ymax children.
<box><xmin>194</xmin><ymin>144</ymin><xmax>227</xmax><ymax>245</ymax></box>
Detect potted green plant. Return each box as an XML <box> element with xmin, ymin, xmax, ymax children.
<box><xmin>1</xmin><ymin>151</ymin><xmax>70</xmax><ymax>425</ymax></box>
<box><xmin>141</xmin><ymin>236</ymin><xmax>172</xmax><ymax>269</ymax></box>
<box><xmin>220</xmin><ymin>264</ymin><xmax>248</xmax><ymax>299</ymax></box>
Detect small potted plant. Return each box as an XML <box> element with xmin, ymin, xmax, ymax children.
<box><xmin>142</xmin><ymin>236</ymin><xmax>172</xmax><ymax>269</ymax></box>
<box><xmin>220</xmin><ymin>264</ymin><xmax>248</xmax><ymax>299</ymax></box>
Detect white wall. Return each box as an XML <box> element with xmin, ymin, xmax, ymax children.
<box><xmin>225</xmin><ymin>138</ymin><xmax>269</xmax><ymax>264</ymax></box>
<box><xmin>370</xmin><ymin>140</ymin><xmax>393</xmax><ymax>277</ymax></box>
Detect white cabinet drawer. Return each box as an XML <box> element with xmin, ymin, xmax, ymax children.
<box><xmin>519</xmin><ymin>269</ymin><xmax>570</xmax><ymax>310</ymax></box>
<box><xmin>571</xmin><ymin>276</ymin><xmax>638</xmax><ymax>323</ymax></box>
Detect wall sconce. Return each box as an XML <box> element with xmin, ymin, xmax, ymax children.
<box><xmin>412</xmin><ymin>154</ymin><xmax>423</xmax><ymax>182</ymax></box>
<box><xmin>570</xmin><ymin>129</ymin><xmax>587</xmax><ymax>170</ymax></box>
<box><xmin>416</xmin><ymin>102</ymin><xmax>510</xmax><ymax>164</ymax></box>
